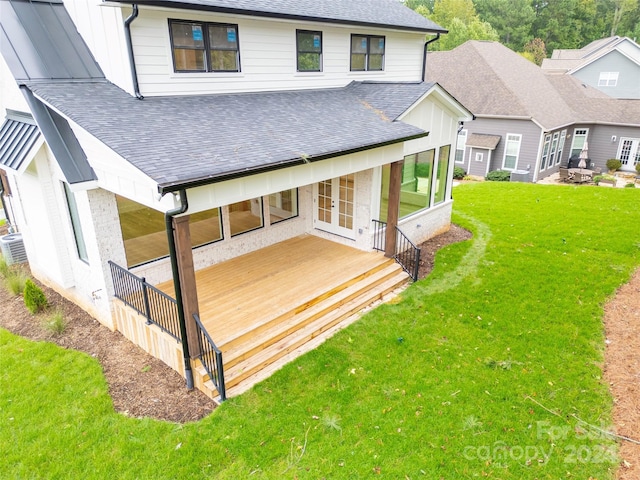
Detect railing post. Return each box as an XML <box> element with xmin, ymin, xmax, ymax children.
<box><xmin>216</xmin><ymin>351</ymin><xmax>226</xmax><ymax>401</ymax></box>
<box><xmin>141</xmin><ymin>277</ymin><xmax>152</xmax><ymax>325</ymax></box>
<box><xmin>413</xmin><ymin>247</ymin><xmax>421</xmax><ymax>282</ymax></box>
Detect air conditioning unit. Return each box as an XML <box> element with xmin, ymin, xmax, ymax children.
<box><xmin>510</xmin><ymin>170</ymin><xmax>531</xmax><ymax>183</ymax></box>
<box><xmin>0</xmin><ymin>233</ymin><xmax>28</xmax><ymax>265</ymax></box>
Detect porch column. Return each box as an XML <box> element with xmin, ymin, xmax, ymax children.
<box><xmin>173</xmin><ymin>215</ymin><xmax>201</xmax><ymax>358</ymax></box>
<box><xmin>385</xmin><ymin>160</ymin><xmax>403</xmax><ymax>258</ymax></box>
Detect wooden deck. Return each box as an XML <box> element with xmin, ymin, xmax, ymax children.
<box><xmin>156</xmin><ymin>234</ymin><xmax>409</xmax><ymax>398</ymax></box>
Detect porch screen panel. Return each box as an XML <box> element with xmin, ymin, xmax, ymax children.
<box><xmin>229</xmin><ymin>198</ymin><xmax>263</xmax><ymax>236</ymax></box>
<box><xmin>189</xmin><ymin>208</ymin><xmax>223</xmax><ymax>247</ymax></box>
<box><xmin>379</xmin><ymin>149</ymin><xmax>434</xmax><ymax>222</ymax></box>
<box><xmin>269</xmin><ymin>188</ymin><xmax>298</xmax><ymax>224</ymax></box>
<box><xmin>434</xmin><ymin>145</ymin><xmax>450</xmax><ymax>205</ymax></box>
<box><xmin>339</xmin><ymin>174</ymin><xmax>355</xmax><ymax>230</ymax></box>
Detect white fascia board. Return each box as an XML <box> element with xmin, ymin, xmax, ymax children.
<box><xmin>399</xmin><ymin>83</ymin><xmax>473</xmax><ymax>122</ymax></box>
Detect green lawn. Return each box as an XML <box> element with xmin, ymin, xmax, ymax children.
<box><xmin>2</xmin><ymin>182</ymin><xmax>639</xmax><ymax>479</ymax></box>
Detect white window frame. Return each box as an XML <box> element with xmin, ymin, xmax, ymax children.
<box><xmin>455</xmin><ymin>129</ymin><xmax>467</xmax><ymax>163</ymax></box>
<box><xmin>475</xmin><ymin>152</ymin><xmax>484</xmax><ymax>162</ymax></box>
<box><xmin>540</xmin><ymin>134</ymin><xmax>551</xmax><ymax>171</ymax></box>
<box><xmin>616</xmin><ymin>137</ymin><xmax>640</xmax><ymax>169</ymax></box>
<box><xmin>570</xmin><ymin>128</ymin><xmax>589</xmax><ymax>158</ymax></box>
<box><xmin>598</xmin><ymin>72</ymin><xmax>618</xmax><ymax>87</ymax></box>
<box><xmin>556</xmin><ymin>130</ymin><xmax>566</xmax><ymax>165</ymax></box>
<box><xmin>502</xmin><ymin>134</ymin><xmax>521</xmax><ymax>171</ymax></box>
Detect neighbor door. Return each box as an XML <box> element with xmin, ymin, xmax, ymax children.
<box><xmin>618</xmin><ymin>138</ymin><xmax>640</xmax><ymax>172</ymax></box>
<box><xmin>314</xmin><ymin>174</ymin><xmax>355</xmax><ymax>239</ymax></box>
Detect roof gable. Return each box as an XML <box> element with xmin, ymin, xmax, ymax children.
<box><xmin>110</xmin><ymin>0</ymin><xmax>446</xmax><ymax>33</ymax></box>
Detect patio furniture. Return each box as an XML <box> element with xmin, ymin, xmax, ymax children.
<box><xmin>559</xmin><ymin>167</ymin><xmax>572</xmax><ymax>182</ymax></box>
<box><xmin>568</xmin><ymin>168</ymin><xmax>593</xmax><ymax>183</ymax></box>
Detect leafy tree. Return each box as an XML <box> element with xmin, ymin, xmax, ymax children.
<box><xmin>431</xmin><ymin>0</ymin><xmax>478</xmax><ymax>26</ymax></box>
<box><xmin>436</xmin><ymin>17</ymin><xmax>499</xmax><ymax>50</ymax></box>
<box><xmin>531</xmin><ymin>0</ymin><xmax>587</xmax><ymax>50</ymax></box>
<box><xmin>474</xmin><ymin>0</ymin><xmax>535</xmax><ymax>50</ymax></box>
<box><xmin>523</xmin><ymin>37</ymin><xmax>547</xmax><ymax>65</ymax></box>
<box><xmin>610</xmin><ymin>0</ymin><xmax>639</xmax><ymax>35</ymax></box>
<box><xmin>403</xmin><ymin>0</ymin><xmax>435</xmax><ymax>12</ymax></box>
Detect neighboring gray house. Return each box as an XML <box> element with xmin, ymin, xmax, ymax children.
<box><xmin>428</xmin><ymin>41</ymin><xmax>640</xmax><ymax>182</ymax></box>
<box><xmin>542</xmin><ymin>36</ymin><xmax>640</xmax><ymax>99</ymax></box>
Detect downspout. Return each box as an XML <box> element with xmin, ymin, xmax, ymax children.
<box><xmin>0</xmin><ymin>177</ymin><xmax>9</xmax><ymax>231</ymax></box>
<box><xmin>124</xmin><ymin>4</ymin><xmax>144</xmax><ymax>100</ymax></box>
<box><xmin>422</xmin><ymin>33</ymin><xmax>441</xmax><ymax>82</ymax></box>
<box><xmin>165</xmin><ymin>189</ymin><xmax>194</xmax><ymax>390</ymax></box>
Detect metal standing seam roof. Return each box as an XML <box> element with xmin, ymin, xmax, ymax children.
<box><xmin>109</xmin><ymin>0</ymin><xmax>447</xmax><ymax>33</ymax></box>
<box><xmin>0</xmin><ymin>111</ymin><xmax>41</xmax><ymax>172</ymax></box>
<box><xmin>26</xmin><ymin>80</ymin><xmax>436</xmax><ymax>193</ymax></box>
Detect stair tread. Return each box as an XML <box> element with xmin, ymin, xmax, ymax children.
<box><xmin>221</xmin><ymin>262</ymin><xmax>404</xmax><ymax>365</ymax></box>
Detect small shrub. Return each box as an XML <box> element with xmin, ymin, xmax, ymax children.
<box><xmin>593</xmin><ymin>174</ymin><xmax>615</xmax><ymax>185</ymax></box>
<box><xmin>0</xmin><ymin>255</ymin><xmax>9</xmax><ymax>279</ymax></box>
<box><xmin>23</xmin><ymin>279</ymin><xmax>48</xmax><ymax>314</ymax></box>
<box><xmin>636</xmin><ymin>163</ymin><xmax>640</xmax><ymax>174</ymax></box>
<box><xmin>624</xmin><ymin>182</ymin><xmax>636</xmax><ymax>188</ymax></box>
<box><xmin>43</xmin><ymin>309</ymin><xmax>66</xmax><ymax>335</ymax></box>
<box><xmin>605</xmin><ymin>158</ymin><xmax>622</xmax><ymax>172</ymax></box>
<box><xmin>5</xmin><ymin>270</ymin><xmax>27</xmax><ymax>296</ymax></box>
<box><xmin>486</xmin><ymin>170</ymin><xmax>511</xmax><ymax>182</ymax></box>
<box><xmin>453</xmin><ymin>166</ymin><xmax>466</xmax><ymax>180</ymax></box>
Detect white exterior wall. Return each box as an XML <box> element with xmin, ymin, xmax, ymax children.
<box><xmin>0</xmin><ymin>56</ymin><xmax>29</xmax><ymax>115</ymax></box>
<box><xmin>92</xmin><ymin>5</ymin><xmax>427</xmax><ymax>96</ymax></box>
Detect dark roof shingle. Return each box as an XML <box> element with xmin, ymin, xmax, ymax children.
<box><xmin>27</xmin><ymin>81</ymin><xmax>433</xmax><ymax>192</ymax></box>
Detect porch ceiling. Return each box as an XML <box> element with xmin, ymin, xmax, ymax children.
<box><xmin>156</xmin><ymin>234</ymin><xmax>389</xmax><ymax>346</ymax></box>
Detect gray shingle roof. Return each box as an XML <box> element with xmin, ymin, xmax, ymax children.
<box><xmin>112</xmin><ymin>0</ymin><xmax>445</xmax><ymax>33</ymax></box>
<box><xmin>426</xmin><ymin>41</ymin><xmax>640</xmax><ymax>130</ymax></box>
<box><xmin>466</xmin><ymin>133</ymin><xmax>500</xmax><ymax>150</ymax></box>
<box><xmin>27</xmin><ymin>81</ymin><xmax>431</xmax><ymax>193</ymax></box>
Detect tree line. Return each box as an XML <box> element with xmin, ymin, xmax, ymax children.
<box><xmin>404</xmin><ymin>0</ymin><xmax>640</xmax><ymax>62</ymax></box>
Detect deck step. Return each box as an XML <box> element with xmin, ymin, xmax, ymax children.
<box><xmin>221</xmin><ymin>269</ymin><xmax>408</xmax><ymax>396</ymax></box>
<box><xmin>190</xmin><ymin>259</ymin><xmax>409</xmax><ymax>401</ymax></box>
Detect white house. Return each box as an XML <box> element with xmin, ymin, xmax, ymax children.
<box><xmin>0</xmin><ymin>0</ymin><xmax>471</xmax><ymax>400</ymax></box>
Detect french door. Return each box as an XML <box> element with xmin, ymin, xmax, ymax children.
<box><xmin>618</xmin><ymin>138</ymin><xmax>640</xmax><ymax>171</ymax></box>
<box><xmin>314</xmin><ymin>174</ymin><xmax>355</xmax><ymax>239</ymax></box>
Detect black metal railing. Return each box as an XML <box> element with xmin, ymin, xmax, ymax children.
<box><xmin>108</xmin><ymin>261</ymin><xmax>181</xmax><ymax>342</ymax></box>
<box><xmin>193</xmin><ymin>313</ymin><xmax>226</xmax><ymax>401</ymax></box>
<box><xmin>371</xmin><ymin>220</ymin><xmax>421</xmax><ymax>282</ymax></box>
<box><xmin>372</xmin><ymin>219</ymin><xmax>386</xmax><ymax>252</ymax></box>
<box><xmin>395</xmin><ymin>228</ymin><xmax>421</xmax><ymax>282</ymax></box>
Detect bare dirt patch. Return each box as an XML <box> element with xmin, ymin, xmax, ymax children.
<box><xmin>603</xmin><ymin>267</ymin><xmax>640</xmax><ymax>479</ymax></box>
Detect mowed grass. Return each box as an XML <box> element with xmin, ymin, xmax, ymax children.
<box><xmin>1</xmin><ymin>182</ymin><xmax>639</xmax><ymax>479</ymax></box>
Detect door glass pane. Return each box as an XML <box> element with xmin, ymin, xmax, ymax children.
<box><xmin>339</xmin><ymin>174</ymin><xmax>355</xmax><ymax>230</ymax></box>
<box><xmin>317</xmin><ymin>180</ymin><xmax>332</xmax><ymax>223</ymax></box>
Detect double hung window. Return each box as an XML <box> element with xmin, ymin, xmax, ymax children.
<box><xmin>350</xmin><ymin>35</ymin><xmax>385</xmax><ymax>71</ymax></box>
<box><xmin>297</xmin><ymin>30</ymin><xmax>322</xmax><ymax>72</ymax></box>
<box><xmin>170</xmin><ymin>20</ymin><xmax>240</xmax><ymax>72</ymax></box>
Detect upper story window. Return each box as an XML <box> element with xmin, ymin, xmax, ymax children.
<box><xmin>598</xmin><ymin>72</ymin><xmax>618</xmax><ymax>87</ymax></box>
<box><xmin>350</xmin><ymin>35</ymin><xmax>385</xmax><ymax>71</ymax></box>
<box><xmin>297</xmin><ymin>30</ymin><xmax>322</xmax><ymax>72</ymax></box>
<box><xmin>169</xmin><ymin>20</ymin><xmax>240</xmax><ymax>72</ymax></box>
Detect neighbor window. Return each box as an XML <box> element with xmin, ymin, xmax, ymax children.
<box><xmin>170</xmin><ymin>20</ymin><xmax>239</xmax><ymax>72</ymax></box>
<box><xmin>116</xmin><ymin>196</ymin><xmax>222</xmax><ymax>267</ymax></box>
<box><xmin>297</xmin><ymin>30</ymin><xmax>322</xmax><ymax>72</ymax></box>
<box><xmin>269</xmin><ymin>189</ymin><xmax>298</xmax><ymax>224</ymax></box>
<box><xmin>229</xmin><ymin>198</ymin><xmax>263</xmax><ymax>236</ymax></box>
<box><xmin>350</xmin><ymin>35</ymin><xmax>385</xmax><ymax>71</ymax></box>
<box><xmin>556</xmin><ymin>130</ymin><xmax>566</xmax><ymax>165</ymax></box>
<box><xmin>548</xmin><ymin>132</ymin><xmax>559</xmax><ymax>166</ymax></box>
<box><xmin>570</xmin><ymin>128</ymin><xmax>589</xmax><ymax>157</ymax></box>
<box><xmin>475</xmin><ymin>152</ymin><xmax>484</xmax><ymax>162</ymax></box>
<box><xmin>503</xmin><ymin>134</ymin><xmax>521</xmax><ymax>170</ymax></box>
<box><xmin>455</xmin><ymin>129</ymin><xmax>467</xmax><ymax>163</ymax></box>
<box><xmin>540</xmin><ymin>134</ymin><xmax>551</xmax><ymax>170</ymax></box>
<box><xmin>63</xmin><ymin>183</ymin><xmax>88</xmax><ymax>263</ymax></box>
<box><xmin>598</xmin><ymin>72</ymin><xmax>618</xmax><ymax>87</ymax></box>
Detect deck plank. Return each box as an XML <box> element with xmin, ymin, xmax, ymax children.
<box><xmin>156</xmin><ymin>234</ymin><xmax>389</xmax><ymax>345</ymax></box>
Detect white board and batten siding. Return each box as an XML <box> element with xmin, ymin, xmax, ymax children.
<box><xmin>123</xmin><ymin>7</ymin><xmax>426</xmax><ymax>96</ymax></box>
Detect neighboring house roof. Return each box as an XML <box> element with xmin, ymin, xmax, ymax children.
<box><xmin>0</xmin><ymin>110</ymin><xmax>41</xmax><ymax>172</ymax></box>
<box><xmin>0</xmin><ymin>0</ymin><xmax>104</xmax><ymax>83</ymax></box>
<box><xmin>26</xmin><ymin>80</ymin><xmax>434</xmax><ymax>193</ymax></box>
<box><xmin>110</xmin><ymin>0</ymin><xmax>446</xmax><ymax>33</ymax></box>
<box><xmin>541</xmin><ymin>36</ymin><xmax>640</xmax><ymax>74</ymax></box>
<box><xmin>466</xmin><ymin>133</ymin><xmax>500</xmax><ymax>150</ymax></box>
<box><xmin>426</xmin><ymin>41</ymin><xmax>640</xmax><ymax>130</ymax></box>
